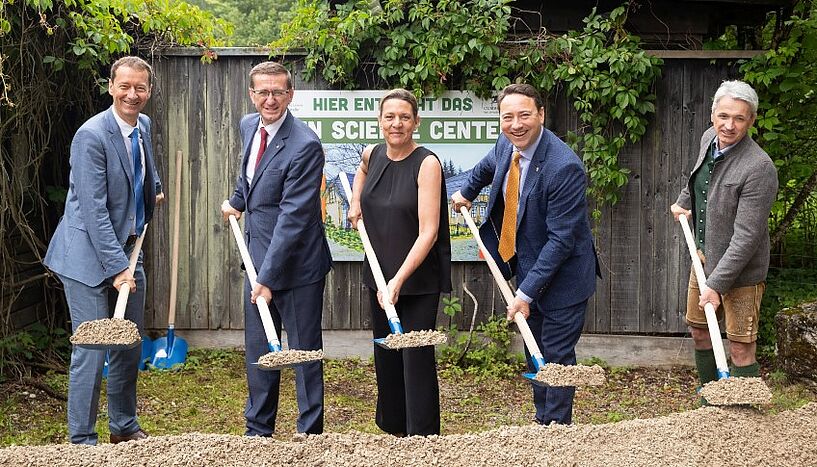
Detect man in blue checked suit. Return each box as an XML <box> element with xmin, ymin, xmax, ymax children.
<box><xmin>44</xmin><ymin>56</ymin><xmax>163</xmax><ymax>445</ymax></box>
<box><xmin>452</xmin><ymin>84</ymin><xmax>599</xmax><ymax>425</ymax></box>
<box><xmin>221</xmin><ymin>61</ymin><xmax>332</xmax><ymax>435</ymax></box>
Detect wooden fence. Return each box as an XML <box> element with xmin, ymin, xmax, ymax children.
<box><xmin>141</xmin><ymin>49</ymin><xmax>744</xmax><ymax>336</ymax></box>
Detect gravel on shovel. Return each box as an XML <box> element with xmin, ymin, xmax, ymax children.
<box><xmin>257</xmin><ymin>350</ymin><xmax>324</xmax><ymax>369</ymax></box>
<box><xmin>699</xmin><ymin>377</ymin><xmax>773</xmax><ymax>406</ymax></box>
<box><xmin>382</xmin><ymin>330</ymin><xmax>447</xmax><ymax>349</ymax></box>
<box><xmin>533</xmin><ymin>363</ymin><xmax>607</xmax><ymax>386</ymax></box>
<box><xmin>69</xmin><ymin>319</ymin><xmax>140</xmax><ymax>347</ymax></box>
<box><xmin>2</xmin><ymin>403</ymin><xmax>816</xmax><ymax>466</ymax></box>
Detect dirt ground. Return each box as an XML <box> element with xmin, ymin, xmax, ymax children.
<box><xmin>1</xmin><ymin>403</ymin><xmax>816</xmax><ymax>466</ymax></box>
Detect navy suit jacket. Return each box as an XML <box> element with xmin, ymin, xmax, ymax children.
<box><xmin>228</xmin><ymin>112</ymin><xmax>332</xmax><ymax>290</ymax></box>
<box><xmin>459</xmin><ymin>128</ymin><xmax>599</xmax><ymax>310</ymax></box>
<box><xmin>44</xmin><ymin>108</ymin><xmax>161</xmax><ymax>287</ymax></box>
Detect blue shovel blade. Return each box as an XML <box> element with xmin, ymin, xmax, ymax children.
<box><xmin>373</xmin><ymin>337</ymin><xmax>396</xmax><ymax>349</ymax></box>
<box><xmin>151</xmin><ymin>335</ymin><xmax>189</xmax><ymax>370</ymax></box>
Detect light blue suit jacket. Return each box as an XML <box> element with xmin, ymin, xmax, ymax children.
<box><xmin>459</xmin><ymin>128</ymin><xmax>599</xmax><ymax>310</ymax></box>
<box><xmin>228</xmin><ymin>112</ymin><xmax>332</xmax><ymax>290</ymax></box>
<box><xmin>44</xmin><ymin>108</ymin><xmax>161</xmax><ymax>287</ymax></box>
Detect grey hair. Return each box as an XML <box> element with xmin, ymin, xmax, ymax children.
<box><xmin>711</xmin><ymin>80</ymin><xmax>758</xmax><ymax>116</ymax></box>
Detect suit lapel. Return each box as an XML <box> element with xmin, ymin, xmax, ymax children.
<box><xmin>518</xmin><ymin>127</ymin><xmax>548</xmax><ymax>226</ymax></box>
<box><xmin>104</xmin><ymin>109</ymin><xmax>135</xmax><ymax>189</ymax></box>
<box><xmin>487</xmin><ymin>140</ymin><xmax>512</xmax><ymax>216</ymax></box>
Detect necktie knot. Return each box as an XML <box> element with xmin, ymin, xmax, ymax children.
<box><xmin>131</xmin><ymin>127</ymin><xmax>140</xmax><ymax>140</ymax></box>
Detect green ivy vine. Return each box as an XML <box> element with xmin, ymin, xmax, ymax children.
<box><xmin>273</xmin><ymin>0</ymin><xmax>663</xmax><ymax>210</ymax></box>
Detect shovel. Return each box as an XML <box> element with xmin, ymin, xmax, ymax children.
<box><xmin>228</xmin><ymin>214</ymin><xmax>323</xmax><ymax>370</ymax></box>
<box><xmin>338</xmin><ymin>172</ymin><xmax>446</xmax><ymax>350</ymax></box>
<box><xmin>677</xmin><ymin>213</ymin><xmax>772</xmax><ymax>405</ymax></box>
<box><xmin>70</xmin><ymin>225</ymin><xmax>148</xmax><ymax>350</ymax></box>
<box><xmin>459</xmin><ymin>206</ymin><xmax>605</xmax><ymax>387</ymax></box>
<box><xmin>151</xmin><ymin>150</ymin><xmax>188</xmax><ymax>369</ymax></box>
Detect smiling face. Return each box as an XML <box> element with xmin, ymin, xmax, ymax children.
<box><xmin>108</xmin><ymin>66</ymin><xmax>152</xmax><ymax>126</ymax></box>
<box><xmin>379</xmin><ymin>97</ymin><xmax>419</xmax><ymax>150</ymax></box>
<box><xmin>711</xmin><ymin>96</ymin><xmax>755</xmax><ymax>148</ymax></box>
<box><xmin>250</xmin><ymin>73</ymin><xmax>293</xmax><ymax>125</ymax></box>
<box><xmin>499</xmin><ymin>93</ymin><xmax>544</xmax><ymax>151</ymax></box>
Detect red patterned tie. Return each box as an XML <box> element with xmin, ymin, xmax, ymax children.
<box><xmin>254</xmin><ymin>127</ymin><xmax>268</xmax><ymax>169</ymax></box>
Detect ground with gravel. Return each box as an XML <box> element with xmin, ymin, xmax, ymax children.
<box><xmin>2</xmin><ymin>402</ymin><xmax>815</xmax><ymax>466</ymax></box>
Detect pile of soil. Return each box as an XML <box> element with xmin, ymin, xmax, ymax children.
<box><xmin>700</xmin><ymin>377</ymin><xmax>773</xmax><ymax>405</ymax></box>
<box><xmin>257</xmin><ymin>350</ymin><xmax>324</xmax><ymax>369</ymax></box>
<box><xmin>534</xmin><ymin>363</ymin><xmax>606</xmax><ymax>386</ymax></box>
<box><xmin>383</xmin><ymin>330</ymin><xmax>447</xmax><ymax>349</ymax></box>
<box><xmin>3</xmin><ymin>403</ymin><xmax>815</xmax><ymax>466</ymax></box>
<box><xmin>69</xmin><ymin>319</ymin><xmax>140</xmax><ymax>347</ymax></box>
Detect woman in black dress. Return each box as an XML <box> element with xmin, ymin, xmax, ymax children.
<box><xmin>347</xmin><ymin>89</ymin><xmax>451</xmax><ymax>436</ymax></box>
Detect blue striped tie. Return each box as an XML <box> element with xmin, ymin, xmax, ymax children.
<box><xmin>130</xmin><ymin>127</ymin><xmax>145</xmax><ymax>236</ymax></box>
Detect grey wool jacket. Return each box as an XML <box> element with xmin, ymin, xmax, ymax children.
<box><xmin>676</xmin><ymin>126</ymin><xmax>778</xmax><ymax>293</ymax></box>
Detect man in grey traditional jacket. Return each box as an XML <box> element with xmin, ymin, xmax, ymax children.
<box><xmin>671</xmin><ymin>80</ymin><xmax>778</xmax><ymax>395</ymax></box>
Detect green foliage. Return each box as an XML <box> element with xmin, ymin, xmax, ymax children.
<box><xmin>441</xmin><ymin>296</ymin><xmax>461</xmax><ymax>318</ymax></box>
<box><xmin>759</xmin><ymin>267</ymin><xmax>817</xmax><ymax>353</ymax></box>
<box><xmin>184</xmin><ymin>0</ymin><xmax>295</xmax><ymax>46</ymax></box>
<box><xmin>324</xmin><ymin>217</ymin><xmax>364</xmax><ymax>251</ymax></box>
<box><xmin>0</xmin><ymin>324</ymin><xmax>70</xmax><ymax>380</ymax></box>
<box><xmin>438</xmin><ymin>309</ymin><xmax>525</xmax><ymax>380</ymax></box>
<box><xmin>274</xmin><ymin>1</ymin><xmax>662</xmax><ymax>209</ymax></box>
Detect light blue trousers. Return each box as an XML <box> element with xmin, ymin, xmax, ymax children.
<box><xmin>58</xmin><ymin>263</ymin><xmax>145</xmax><ymax>445</ymax></box>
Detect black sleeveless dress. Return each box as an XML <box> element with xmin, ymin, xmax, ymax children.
<box><xmin>360</xmin><ymin>144</ymin><xmax>452</xmax><ymax>294</ymax></box>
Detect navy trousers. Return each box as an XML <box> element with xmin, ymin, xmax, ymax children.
<box><xmin>524</xmin><ymin>299</ymin><xmax>588</xmax><ymax>425</ymax></box>
<box><xmin>243</xmin><ymin>277</ymin><xmax>325</xmax><ymax>435</ymax></box>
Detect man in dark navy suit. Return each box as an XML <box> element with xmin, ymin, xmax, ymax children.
<box><xmin>221</xmin><ymin>61</ymin><xmax>332</xmax><ymax>435</ymax></box>
<box><xmin>452</xmin><ymin>83</ymin><xmax>598</xmax><ymax>425</ymax></box>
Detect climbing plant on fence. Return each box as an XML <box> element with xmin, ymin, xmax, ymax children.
<box><xmin>273</xmin><ymin>0</ymin><xmax>663</xmax><ymax>212</ymax></box>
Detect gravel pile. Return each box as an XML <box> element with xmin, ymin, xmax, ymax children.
<box><xmin>3</xmin><ymin>403</ymin><xmax>815</xmax><ymax>466</ymax></box>
<box><xmin>383</xmin><ymin>330</ymin><xmax>447</xmax><ymax>349</ymax></box>
<box><xmin>700</xmin><ymin>377</ymin><xmax>773</xmax><ymax>406</ymax></box>
<box><xmin>533</xmin><ymin>363</ymin><xmax>606</xmax><ymax>386</ymax></box>
<box><xmin>257</xmin><ymin>350</ymin><xmax>324</xmax><ymax>369</ymax></box>
<box><xmin>69</xmin><ymin>319</ymin><xmax>140</xmax><ymax>347</ymax></box>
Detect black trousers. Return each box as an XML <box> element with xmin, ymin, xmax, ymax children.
<box><xmin>369</xmin><ymin>289</ymin><xmax>440</xmax><ymax>436</ymax></box>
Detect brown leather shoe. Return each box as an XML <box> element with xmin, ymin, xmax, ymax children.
<box><xmin>110</xmin><ymin>429</ymin><xmax>148</xmax><ymax>444</ymax></box>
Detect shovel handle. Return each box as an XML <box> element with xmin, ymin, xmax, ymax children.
<box><xmin>459</xmin><ymin>206</ymin><xmax>546</xmax><ymax>369</ymax></box>
<box><xmin>112</xmin><ymin>224</ymin><xmax>149</xmax><ymax>320</ymax></box>
<box><xmin>228</xmin><ymin>215</ymin><xmax>282</xmax><ymax>351</ymax></box>
<box><xmin>678</xmin><ymin>214</ymin><xmax>730</xmax><ymax>378</ymax></box>
<box><xmin>338</xmin><ymin>173</ymin><xmax>402</xmax><ymax>333</ymax></box>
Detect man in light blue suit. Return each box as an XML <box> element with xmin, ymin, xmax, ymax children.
<box><xmin>452</xmin><ymin>84</ymin><xmax>599</xmax><ymax>425</ymax></box>
<box><xmin>221</xmin><ymin>61</ymin><xmax>332</xmax><ymax>435</ymax></box>
<box><xmin>44</xmin><ymin>56</ymin><xmax>163</xmax><ymax>445</ymax></box>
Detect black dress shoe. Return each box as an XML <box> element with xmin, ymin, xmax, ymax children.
<box><xmin>110</xmin><ymin>429</ymin><xmax>148</xmax><ymax>444</ymax></box>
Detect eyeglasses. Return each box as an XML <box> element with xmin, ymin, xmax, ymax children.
<box><xmin>250</xmin><ymin>88</ymin><xmax>290</xmax><ymax>99</ymax></box>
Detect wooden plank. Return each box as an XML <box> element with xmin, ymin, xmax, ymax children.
<box><xmin>348</xmin><ymin>261</ymin><xmax>363</xmax><ymax>329</ymax></box>
<box><xmin>204</xmin><ymin>59</ymin><xmax>232</xmax><ymax>331</ymax></box>
<box><xmin>331</xmin><ymin>263</ymin><xmax>351</xmax><ymax>330</ymax></box>
<box><xmin>146</xmin><ymin>57</ymin><xmax>172</xmax><ymax>332</ymax></box>
<box><xmin>639</xmin><ymin>118</ymin><xmax>658</xmax><ymax>332</ymax></box>
<box><xmin>227</xmin><ymin>58</ymin><xmax>252</xmax><ymax>330</ymax></box>
<box><xmin>186</xmin><ymin>58</ymin><xmax>209</xmax><ymax>330</ymax></box>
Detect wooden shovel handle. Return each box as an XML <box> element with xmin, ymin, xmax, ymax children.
<box><xmin>338</xmin><ymin>173</ymin><xmax>400</xmax><ymax>322</ymax></box>
<box><xmin>677</xmin><ymin>213</ymin><xmax>729</xmax><ymax>374</ymax></box>
<box><xmin>112</xmin><ymin>224</ymin><xmax>148</xmax><ymax>320</ymax></box>
<box><xmin>458</xmin><ymin>206</ymin><xmax>543</xmax><ymax>361</ymax></box>
<box><xmin>168</xmin><ymin>150</ymin><xmax>183</xmax><ymax>326</ymax></box>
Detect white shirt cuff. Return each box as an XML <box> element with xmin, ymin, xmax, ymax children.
<box><xmin>515</xmin><ymin>289</ymin><xmax>533</xmax><ymax>304</ymax></box>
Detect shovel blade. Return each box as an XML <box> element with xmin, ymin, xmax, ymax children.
<box><xmin>75</xmin><ymin>341</ymin><xmax>140</xmax><ymax>351</ymax></box>
<box><xmin>251</xmin><ymin>361</ymin><xmax>301</xmax><ymax>371</ymax></box>
<box><xmin>522</xmin><ymin>372</ymin><xmax>550</xmax><ymax>387</ymax></box>
<box><xmin>373</xmin><ymin>337</ymin><xmax>393</xmax><ymax>349</ymax></box>
<box><xmin>151</xmin><ymin>335</ymin><xmax>189</xmax><ymax>369</ymax></box>
<box><xmin>138</xmin><ymin>337</ymin><xmax>153</xmax><ymax>371</ymax></box>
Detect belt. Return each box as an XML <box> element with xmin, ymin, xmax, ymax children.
<box><xmin>124</xmin><ymin>235</ymin><xmax>138</xmax><ymax>249</ymax></box>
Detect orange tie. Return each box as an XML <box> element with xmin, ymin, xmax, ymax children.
<box><xmin>499</xmin><ymin>151</ymin><xmax>521</xmax><ymax>262</ymax></box>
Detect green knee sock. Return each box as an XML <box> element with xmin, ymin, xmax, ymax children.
<box><xmin>695</xmin><ymin>349</ymin><xmax>718</xmax><ymax>386</ymax></box>
<box><xmin>731</xmin><ymin>362</ymin><xmax>760</xmax><ymax>378</ymax></box>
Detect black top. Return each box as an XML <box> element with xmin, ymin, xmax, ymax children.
<box><xmin>360</xmin><ymin>144</ymin><xmax>452</xmax><ymax>294</ymax></box>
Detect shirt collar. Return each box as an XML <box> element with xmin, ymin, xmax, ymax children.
<box><xmin>111</xmin><ymin>106</ymin><xmax>140</xmax><ymax>138</ymax></box>
<box><xmin>711</xmin><ymin>136</ymin><xmax>735</xmax><ymax>160</ymax></box>
<box><xmin>514</xmin><ymin>126</ymin><xmax>544</xmax><ymax>161</ymax></box>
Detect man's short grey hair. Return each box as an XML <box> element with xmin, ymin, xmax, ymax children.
<box><xmin>711</xmin><ymin>80</ymin><xmax>758</xmax><ymax>117</ymax></box>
